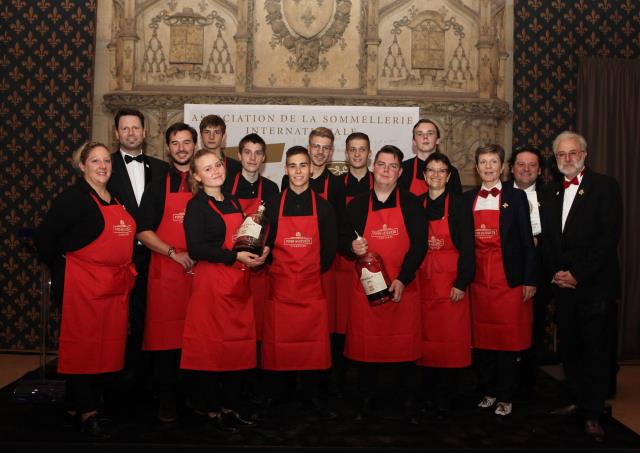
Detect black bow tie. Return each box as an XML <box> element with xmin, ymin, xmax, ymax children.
<box><xmin>124</xmin><ymin>154</ymin><xmax>144</xmax><ymax>164</ymax></box>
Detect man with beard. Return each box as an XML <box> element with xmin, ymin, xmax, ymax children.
<box><xmin>400</xmin><ymin>119</ymin><xmax>462</xmax><ymax>196</ymax></box>
<box><xmin>541</xmin><ymin>131</ymin><xmax>622</xmax><ymax>443</ymax></box>
<box><xmin>108</xmin><ymin>108</ymin><xmax>169</xmax><ymax>397</ymax></box>
<box><xmin>136</xmin><ymin>122</ymin><xmax>197</xmax><ymax>422</ymax></box>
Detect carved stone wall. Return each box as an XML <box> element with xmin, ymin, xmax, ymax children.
<box><xmin>93</xmin><ymin>0</ymin><xmax>514</xmax><ymax>186</ymax></box>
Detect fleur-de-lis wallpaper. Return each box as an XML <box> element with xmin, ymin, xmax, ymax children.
<box><xmin>512</xmin><ymin>0</ymin><xmax>640</xmax><ymax>158</ymax></box>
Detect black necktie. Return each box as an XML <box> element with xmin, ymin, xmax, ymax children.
<box><xmin>124</xmin><ymin>154</ymin><xmax>144</xmax><ymax>164</ymax></box>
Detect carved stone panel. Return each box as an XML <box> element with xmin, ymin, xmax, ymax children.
<box><xmin>251</xmin><ymin>0</ymin><xmax>364</xmax><ymax>89</ymax></box>
<box><xmin>135</xmin><ymin>1</ymin><xmax>237</xmax><ymax>87</ymax></box>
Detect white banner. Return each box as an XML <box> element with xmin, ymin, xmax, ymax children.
<box><xmin>184</xmin><ymin>104</ymin><xmax>420</xmax><ymax>183</ymax></box>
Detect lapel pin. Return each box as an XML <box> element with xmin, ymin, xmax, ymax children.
<box><xmin>502</xmin><ymin>202</ymin><xmax>509</xmax><ymax>208</ymax></box>
<box><xmin>578</xmin><ymin>189</ymin><xmax>584</xmax><ymax>195</ymax></box>
<box><xmin>556</xmin><ymin>191</ymin><xmax>560</xmax><ymax>196</ymax></box>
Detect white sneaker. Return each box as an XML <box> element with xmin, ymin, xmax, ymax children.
<box><xmin>477</xmin><ymin>396</ymin><xmax>497</xmax><ymax>408</ymax></box>
<box><xmin>494</xmin><ymin>401</ymin><xmax>512</xmax><ymax>416</ymax></box>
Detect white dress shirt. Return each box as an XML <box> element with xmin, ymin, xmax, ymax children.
<box><xmin>120</xmin><ymin>150</ymin><xmax>145</xmax><ymax>206</ymax></box>
<box><xmin>561</xmin><ymin>170</ymin><xmax>584</xmax><ymax>232</ymax></box>
<box><xmin>474</xmin><ymin>181</ymin><xmax>502</xmax><ymax>211</ymax></box>
<box><xmin>514</xmin><ymin>181</ymin><xmax>542</xmax><ymax>235</ymax></box>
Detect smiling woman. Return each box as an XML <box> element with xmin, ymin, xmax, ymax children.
<box><xmin>35</xmin><ymin>141</ymin><xmax>137</xmax><ymax>438</ymax></box>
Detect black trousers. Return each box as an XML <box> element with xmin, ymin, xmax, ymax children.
<box><xmin>65</xmin><ymin>373</ymin><xmax>115</xmax><ymax>414</ymax></box>
<box><xmin>421</xmin><ymin>366</ymin><xmax>459</xmax><ymax>409</ymax></box>
<box><xmin>355</xmin><ymin>361</ymin><xmax>418</xmax><ymax>407</ymax></box>
<box><xmin>152</xmin><ymin>349</ymin><xmax>181</xmax><ymax>403</ymax></box>
<box><xmin>555</xmin><ymin>289</ymin><xmax>613</xmax><ymax>419</ymax></box>
<box><xmin>475</xmin><ymin>349</ymin><xmax>519</xmax><ymax>402</ymax></box>
<box><xmin>264</xmin><ymin>369</ymin><xmax>330</xmax><ymax>403</ymax></box>
<box><xmin>185</xmin><ymin>370</ymin><xmax>247</xmax><ymax>413</ymax></box>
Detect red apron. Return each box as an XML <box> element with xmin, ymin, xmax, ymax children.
<box><xmin>143</xmin><ymin>174</ymin><xmax>193</xmax><ymax>351</ymax></box>
<box><xmin>180</xmin><ymin>198</ymin><xmax>256</xmax><ymax>371</ymax></box>
<box><xmin>333</xmin><ymin>172</ymin><xmax>374</xmax><ymax>334</ymax></box>
<box><xmin>232</xmin><ymin>172</ymin><xmax>268</xmax><ymax>341</ymax></box>
<box><xmin>261</xmin><ymin>190</ymin><xmax>331</xmax><ymax>370</ymax></box>
<box><xmin>314</xmin><ymin>175</ymin><xmax>338</xmax><ymax>332</ymax></box>
<box><xmin>470</xmin><ymin>195</ymin><xmax>532</xmax><ymax>351</ymax></box>
<box><xmin>417</xmin><ymin>195</ymin><xmax>471</xmax><ymax>368</ymax></box>
<box><xmin>345</xmin><ymin>189</ymin><xmax>421</xmax><ymax>362</ymax></box>
<box><xmin>59</xmin><ymin>194</ymin><xmax>136</xmax><ymax>374</ymax></box>
<box><xmin>408</xmin><ymin>158</ymin><xmax>428</xmax><ymax>196</ymax></box>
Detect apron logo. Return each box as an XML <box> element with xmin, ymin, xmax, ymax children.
<box><xmin>172</xmin><ymin>211</ymin><xmax>185</xmax><ymax>223</ymax></box>
<box><xmin>283</xmin><ymin>231</ymin><xmax>312</xmax><ymax>247</ymax></box>
<box><xmin>428</xmin><ymin>235</ymin><xmax>445</xmax><ymax>250</ymax></box>
<box><xmin>475</xmin><ymin>223</ymin><xmax>497</xmax><ymax>239</ymax></box>
<box><xmin>113</xmin><ymin>219</ymin><xmax>133</xmax><ymax>237</ymax></box>
<box><xmin>371</xmin><ymin>223</ymin><xmax>399</xmax><ymax>240</ymax></box>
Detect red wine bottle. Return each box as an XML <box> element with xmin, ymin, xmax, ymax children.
<box><xmin>233</xmin><ymin>202</ymin><xmax>270</xmax><ymax>255</ymax></box>
<box><xmin>354</xmin><ymin>232</ymin><xmax>392</xmax><ymax>306</ymax></box>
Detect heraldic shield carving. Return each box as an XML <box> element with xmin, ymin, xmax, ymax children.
<box><xmin>265</xmin><ymin>0</ymin><xmax>352</xmax><ymax>72</ymax></box>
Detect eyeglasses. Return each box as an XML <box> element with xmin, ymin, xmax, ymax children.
<box><xmin>425</xmin><ymin>168</ymin><xmax>448</xmax><ymax>175</ymax></box>
<box><xmin>309</xmin><ymin>143</ymin><xmax>332</xmax><ymax>152</ymax></box>
<box><xmin>555</xmin><ymin>150</ymin><xmax>582</xmax><ymax>160</ymax></box>
<box><xmin>374</xmin><ymin>161</ymin><xmax>400</xmax><ymax>171</ymax></box>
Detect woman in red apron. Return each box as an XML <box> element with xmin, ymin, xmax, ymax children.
<box><xmin>181</xmin><ymin>149</ymin><xmax>269</xmax><ymax>431</ymax></box>
<box><xmin>416</xmin><ymin>152</ymin><xmax>475</xmax><ymax>419</ymax></box>
<box><xmin>261</xmin><ymin>146</ymin><xmax>338</xmax><ymax>419</ymax></box>
<box><xmin>136</xmin><ymin>122</ymin><xmax>197</xmax><ymax>423</ymax></box>
<box><xmin>342</xmin><ymin>146</ymin><xmax>427</xmax><ymax>424</ymax></box>
<box><xmin>36</xmin><ymin>143</ymin><xmax>136</xmax><ymax>438</ymax></box>
<box><xmin>464</xmin><ymin>144</ymin><xmax>536</xmax><ymax>416</ymax></box>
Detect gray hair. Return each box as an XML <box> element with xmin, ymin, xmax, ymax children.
<box><xmin>552</xmin><ymin>131</ymin><xmax>587</xmax><ymax>154</ymax></box>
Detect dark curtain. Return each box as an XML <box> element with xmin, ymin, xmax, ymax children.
<box><xmin>577</xmin><ymin>57</ymin><xmax>640</xmax><ymax>361</ymax></box>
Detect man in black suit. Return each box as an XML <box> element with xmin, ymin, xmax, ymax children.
<box><xmin>541</xmin><ymin>131</ymin><xmax>622</xmax><ymax>443</ymax></box>
<box><xmin>509</xmin><ymin>146</ymin><xmax>550</xmax><ymax>397</ymax></box>
<box><xmin>108</xmin><ymin>108</ymin><xmax>169</xmax><ymax>394</ymax></box>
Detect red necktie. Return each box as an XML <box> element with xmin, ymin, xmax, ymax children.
<box><xmin>562</xmin><ymin>176</ymin><xmax>579</xmax><ymax>189</ymax></box>
<box><xmin>178</xmin><ymin>171</ymin><xmax>189</xmax><ymax>193</ymax></box>
<box><xmin>479</xmin><ymin>187</ymin><xmax>501</xmax><ymax>198</ymax></box>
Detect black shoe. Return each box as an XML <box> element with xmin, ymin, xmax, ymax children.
<box><xmin>585</xmin><ymin>418</ymin><xmax>606</xmax><ymax>443</ymax></box>
<box><xmin>158</xmin><ymin>400</ymin><xmax>177</xmax><ymax>423</ymax></box>
<box><xmin>548</xmin><ymin>403</ymin><xmax>578</xmax><ymax>416</ymax></box>
<box><xmin>209</xmin><ymin>413</ymin><xmax>239</xmax><ymax>433</ymax></box>
<box><xmin>79</xmin><ymin>414</ymin><xmax>111</xmax><ymax>440</ymax></box>
<box><xmin>223</xmin><ymin>410</ymin><xmax>256</xmax><ymax>428</ymax></box>
<box><xmin>307</xmin><ymin>398</ymin><xmax>338</xmax><ymax>421</ymax></box>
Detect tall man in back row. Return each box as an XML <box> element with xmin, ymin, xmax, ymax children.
<box><xmin>400</xmin><ymin>119</ymin><xmax>462</xmax><ymax>196</ymax></box>
<box><xmin>199</xmin><ymin>114</ymin><xmax>241</xmax><ymax>182</ymax></box>
<box><xmin>541</xmin><ymin>131</ymin><xmax>622</xmax><ymax>444</ymax></box>
<box><xmin>108</xmin><ymin>108</ymin><xmax>169</xmax><ymax>396</ymax></box>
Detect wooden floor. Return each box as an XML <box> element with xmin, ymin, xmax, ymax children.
<box><xmin>1</xmin><ymin>354</ymin><xmax>638</xmax><ymax>434</ymax></box>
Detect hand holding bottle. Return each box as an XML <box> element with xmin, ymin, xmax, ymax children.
<box><xmin>352</xmin><ymin>235</ymin><xmax>368</xmax><ymax>256</ymax></box>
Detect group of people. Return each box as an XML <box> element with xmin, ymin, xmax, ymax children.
<box><xmin>35</xmin><ymin>109</ymin><xmax>621</xmax><ymax>444</ymax></box>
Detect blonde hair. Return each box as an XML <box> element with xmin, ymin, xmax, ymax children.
<box><xmin>72</xmin><ymin>141</ymin><xmax>109</xmax><ymax>172</ymax></box>
<box><xmin>309</xmin><ymin>127</ymin><xmax>334</xmax><ymax>144</ymax></box>
<box><xmin>189</xmin><ymin>148</ymin><xmax>224</xmax><ymax>194</ymax></box>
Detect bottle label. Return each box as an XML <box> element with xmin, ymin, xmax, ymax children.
<box><xmin>237</xmin><ymin>217</ymin><xmax>262</xmax><ymax>240</ymax></box>
<box><xmin>360</xmin><ymin>268</ymin><xmax>388</xmax><ymax>295</ymax></box>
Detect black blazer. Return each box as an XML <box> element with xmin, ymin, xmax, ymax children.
<box><xmin>108</xmin><ymin>151</ymin><xmax>170</xmax><ymax>222</ymax></box>
<box><xmin>539</xmin><ymin>167</ymin><xmax>622</xmax><ymax>299</ymax></box>
<box><xmin>464</xmin><ymin>183</ymin><xmax>537</xmax><ymax>288</ymax></box>
<box><xmin>421</xmin><ymin>192</ymin><xmax>475</xmax><ymax>290</ymax></box>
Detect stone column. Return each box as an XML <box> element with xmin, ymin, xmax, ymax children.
<box><xmin>116</xmin><ymin>0</ymin><xmax>138</xmax><ymax>91</ymax></box>
<box><xmin>476</xmin><ymin>1</ymin><xmax>497</xmax><ymax>98</ymax></box>
<box><xmin>234</xmin><ymin>0</ymin><xmax>250</xmax><ymax>93</ymax></box>
<box><xmin>365</xmin><ymin>0</ymin><xmax>380</xmax><ymax>96</ymax></box>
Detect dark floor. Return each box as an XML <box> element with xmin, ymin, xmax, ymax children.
<box><xmin>1</xmin><ymin>365</ymin><xmax>639</xmax><ymax>452</ymax></box>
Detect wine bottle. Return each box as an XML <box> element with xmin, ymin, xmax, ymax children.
<box><xmin>233</xmin><ymin>202</ymin><xmax>270</xmax><ymax>255</ymax></box>
<box><xmin>354</xmin><ymin>231</ymin><xmax>392</xmax><ymax>306</ymax></box>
